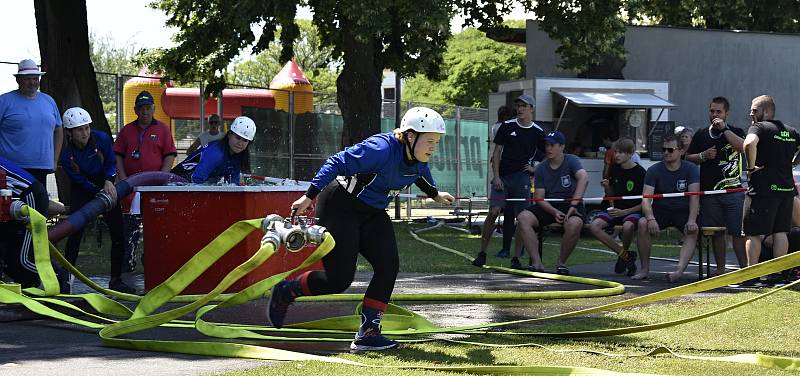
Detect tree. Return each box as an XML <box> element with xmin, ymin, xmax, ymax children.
<box><xmin>33</xmin><ymin>0</ymin><xmax>110</xmax><ymax>135</ymax></box>
<box><xmin>141</xmin><ymin>0</ymin><xmax>459</xmax><ymax>147</ymax></box>
<box><xmin>227</xmin><ymin>20</ymin><xmax>338</xmax><ymax>94</ymax></box>
<box><xmin>88</xmin><ymin>33</ymin><xmax>143</xmax><ymax>132</ymax></box>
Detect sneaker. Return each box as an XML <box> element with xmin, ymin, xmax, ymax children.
<box><xmin>472</xmin><ymin>252</ymin><xmax>487</xmax><ymax>267</ymax></box>
<box><xmin>625</xmin><ymin>252</ymin><xmax>638</xmax><ymax>277</ymax></box>
<box><xmin>613</xmin><ymin>251</ymin><xmax>630</xmax><ymax>274</ymax></box>
<box><xmin>109</xmin><ymin>278</ymin><xmax>136</xmax><ymax>294</ymax></box>
<box><xmin>267</xmin><ymin>281</ymin><xmax>295</xmax><ymax>328</ymax></box>
<box><xmin>556</xmin><ymin>266</ymin><xmax>570</xmax><ymax>276</ymax></box>
<box><xmin>57</xmin><ymin>272</ymin><xmax>72</xmax><ymax>294</ymax></box>
<box><xmin>510</xmin><ymin>257</ymin><xmax>524</xmax><ymax>270</ymax></box>
<box><xmin>496</xmin><ymin>249</ymin><xmax>511</xmax><ymax>258</ymax></box>
<box><xmin>350</xmin><ymin>326</ymin><xmax>399</xmax><ymax>352</ymax></box>
<box><xmin>737</xmin><ymin>278</ymin><xmax>766</xmax><ymax>288</ymax></box>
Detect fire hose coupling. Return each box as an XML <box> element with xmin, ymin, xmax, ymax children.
<box><xmin>95</xmin><ymin>191</ymin><xmax>115</xmax><ymax>212</ymax></box>
<box><xmin>260</xmin><ymin>213</ymin><xmax>327</xmax><ymax>252</ymax></box>
<box><xmin>0</xmin><ymin>191</ymin><xmax>26</xmax><ymax>223</ymax></box>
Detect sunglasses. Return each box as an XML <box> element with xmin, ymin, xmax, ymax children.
<box><xmin>662</xmin><ymin>147</ymin><xmax>678</xmax><ymax>153</ymax></box>
<box><xmin>209</xmin><ymin>121</ymin><xmax>220</xmax><ymax>124</ymax></box>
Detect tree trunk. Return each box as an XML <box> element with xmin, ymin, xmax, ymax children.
<box><xmin>34</xmin><ymin>0</ymin><xmax>111</xmax><ymax>135</ymax></box>
<box><xmin>336</xmin><ymin>20</ymin><xmax>382</xmax><ymax>148</ymax></box>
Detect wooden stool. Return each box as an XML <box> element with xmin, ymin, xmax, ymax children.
<box><xmin>698</xmin><ymin>226</ymin><xmax>727</xmax><ymax>280</ymax></box>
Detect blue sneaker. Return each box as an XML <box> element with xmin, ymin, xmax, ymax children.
<box><xmin>267</xmin><ymin>281</ymin><xmax>296</xmax><ymax>328</ymax></box>
<box><xmin>350</xmin><ymin>326</ymin><xmax>399</xmax><ymax>352</ymax></box>
<box><xmin>496</xmin><ymin>249</ymin><xmax>511</xmax><ymax>258</ymax></box>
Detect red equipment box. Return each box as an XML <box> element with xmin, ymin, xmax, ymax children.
<box><xmin>139</xmin><ymin>185</ymin><xmax>321</xmax><ymax>294</ymax></box>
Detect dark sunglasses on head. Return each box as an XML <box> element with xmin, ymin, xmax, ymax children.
<box><xmin>662</xmin><ymin>147</ymin><xmax>677</xmax><ymax>153</ymax></box>
<box><xmin>209</xmin><ymin>121</ymin><xmax>220</xmax><ymax>124</ymax></box>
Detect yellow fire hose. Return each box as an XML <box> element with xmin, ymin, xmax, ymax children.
<box><xmin>1</xmin><ymin>205</ymin><xmax>799</xmax><ymax>374</ymax></box>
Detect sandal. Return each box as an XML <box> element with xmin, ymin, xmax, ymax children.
<box><xmin>555</xmin><ymin>266</ymin><xmax>570</xmax><ymax>276</ymax></box>
<box><xmin>664</xmin><ymin>273</ymin><xmax>681</xmax><ymax>283</ymax></box>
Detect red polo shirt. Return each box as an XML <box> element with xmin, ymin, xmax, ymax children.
<box><xmin>113</xmin><ymin>119</ymin><xmax>177</xmax><ymax>175</ymax></box>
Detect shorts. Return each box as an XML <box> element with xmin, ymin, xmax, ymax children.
<box><xmin>653</xmin><ymin>206</ymin><xmax>690</xmax><ymax>233</ymax></box>
<box><xmin>595</xmin><ymin>211</ymin><xmax>641</xmax><ymax>227</ymax></box>
<box><xmin>488</xmin><ymin>171</ymin><xmax>531</xmax><ymax>215</ymax></box>
<box><xmin>742</xmin><ymin>195</ymin><xmax>794</xmax><ymax>236</ymax></box>
<box><xmin>525</xmin><ymin>202</ymin><xmax>586</xmax><ymax>229</ymax></box>
<box><xmin>699</xmin><ymin>191</ymin><xmax>744</xmax><ymax>235</ymax></box>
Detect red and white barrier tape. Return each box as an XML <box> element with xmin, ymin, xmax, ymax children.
<box><xmin>396</xmin><ymin>187</ymin><xmax>749</xmax><ymax>203</ymax></box>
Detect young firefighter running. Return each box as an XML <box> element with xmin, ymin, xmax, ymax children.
<box><xmin>587</xmin><ymin>137</ymin><xmax>645</xmax><ymax>276</ymax></box>
<box><xmin>268</xmin><ymin>107</ymin><xmax>454</xmax><ymax>351</ymax></box>
<box><xmin>171</xmin><ymin>116</ymin><xmax>255</xmax><ymax>184</ymax></box>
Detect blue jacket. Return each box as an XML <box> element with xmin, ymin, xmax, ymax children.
<box><xmin>59</xmin><ymin>130</ymin><xmax>116</xmax><ymax>194</ymax></box>
<box><xmin>0</xmin><ymin>155</ymin><xmax>36</xmax><ymax>197</ymax></box>
<box><xmin>307</xmin><ymin>133</ymin><xmax>439</xmax><ymax>209</ymax></box>
<box><xmin>173</xmin><ymin>141</ymin><xmax>242</xmax><ymax>184</ymax></box>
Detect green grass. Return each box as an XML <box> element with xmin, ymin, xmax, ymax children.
<box><xmin>355</xmin><ymin>222</ymin><xmax>684</xmax><ymax>274</ymax></box>
<box><xmin>220</xmin><ymin>289</ymin><xmax>800</xmax><ymax>375</ymax></box>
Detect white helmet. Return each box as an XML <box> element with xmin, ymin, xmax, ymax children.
<box><xmin>400</xmin><ymin>107</ymin><xmax>446</xmax><ymax>134</ymax></box>
<box><xmin>62</xmin><ymin>107</ymin><xmax>92</xmax><ymax>129</ymax></box>
<box><xmin>230</xmin><ymin>116</ymin><xmax>256</xmax><ymax>141</ymax></box>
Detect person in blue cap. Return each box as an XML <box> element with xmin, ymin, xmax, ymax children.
<box><xmin>515</xmin><ymin>130</ymin><xmax>588</xmax><ymax>275</ymax></box>
<box><xmin>267</xmin><ymin>107</ymin><xmax>454</xmax><ymax>352</ymax></box>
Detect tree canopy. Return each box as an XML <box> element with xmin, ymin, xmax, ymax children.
<box><xmin>403</xmin><ymin>28</ymin><xmax>525</xmax><ymax>108</ymax></box>
<box><xmin>227</xmin><ymin>20</ymin><xmax>338</xmax><ymax>94</ymax></box>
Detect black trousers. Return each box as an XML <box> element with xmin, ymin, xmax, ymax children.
<box><xmin>64</xmin><ymin>184</ymin><xmax>126</xmax><ymax>279</ymax></box>
<box><xmin>0</xmin><ymin>180</ymin><xmax>49</xmax><ymax>287</ymax></box>
<box><xmin>305</xmin><ymin>184</ymin><xmax>399</xmax><ymax>304</ymax></box>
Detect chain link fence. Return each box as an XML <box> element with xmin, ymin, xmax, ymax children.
<box><xmin>1</xmin><ymin>61</ymin><xmax>491</xmax><ymax>219</ymax></box>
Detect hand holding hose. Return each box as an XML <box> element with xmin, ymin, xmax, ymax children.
<box><xmin>434</xmin><ymin>192</ymin><xmax>455</xmax><ymax>204</ymax></box>
<box><xmin>291</xmin><ymin>195</ymin><xmax>314</xmax><ymax>215</ymax></box>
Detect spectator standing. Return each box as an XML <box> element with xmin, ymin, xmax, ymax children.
<box><xmin>741</xmin><ymin>95</ymin><xmax>800</xmax><ymax>286</ymax></box>
<box><xmin>0</xmin><ymin>59</ymin><xmax>63</xmax><ymax>191</ymax></box>
<box><xmin>686</xmin><ymin>96</ymin><xmax>747</xmax><ymax>274</ymax></box>
<box><xmin>472</xmin><ymin>95</ymin><xmax>546</xmax><ymax>269</ymax></box>
<box><xmin>112</xmin><ymin>91</ymin><xmax>177</xmax><ymax>272</ymax></box>
<box><xmin>186</xmin><ymin>114</ymin><xmax>225</xmax><ymax>155</ymax></box>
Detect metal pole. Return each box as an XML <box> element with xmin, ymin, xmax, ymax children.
<box><xmin>289</xmin><ymin>91</ymin><xmax>295</xmax><ymax>180</ymax></box>
<box><xmin>115</xmin><ymin>74</ymin><xmax>123</xmax><ymax>133</ymax></box>
<box><xmin>455</xmin><ymin>106</ymin><xmax>462</xmax><ymax>202</ymax></box>
<box><xmin>555</xmin><ymin>99</ymin><xmax>570</xmax><ymax>130</ymax></box>
<box><xmin>217</xmin><ymin>90</ymin><xmax>223</xmax><ymax>124</ymax></box>
<box><xmin>199</xmin><ymin>82</ymin><xmax>205</xmax><ymax>134</ymax></box>
<box><xmin>394</xmin><ymin>73</ymin><xmax>402</xmax><ymax>220</ymax></box>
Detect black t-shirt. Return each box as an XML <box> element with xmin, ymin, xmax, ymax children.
<box><xmin>747</xmin><ymin>120</ymin><xmax>800</xmax><ymax>196</ymax></box>
<box><xmin>494</xmin><ymin>119</ymin><xmax>546</xmax><ymax>177</ymax></box>
<box><xmin>687</xmin><ymin>125</ymin><xmax>745</xmax><ymax>190</ymax></box>
<box><xmin>608</xmin><ymin>163</ymin><xmax>646</xmax><ymax>210</ymax></box>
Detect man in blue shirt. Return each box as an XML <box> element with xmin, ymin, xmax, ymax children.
<box><xmin>515</xmin><ymin>131</ymin><xmax>588</xmax><ymax>275</ymax></box>
<box><xmin>0</xmin><ymin>59</ymin><xmax>63</xmax><ymax>190</ymax></box>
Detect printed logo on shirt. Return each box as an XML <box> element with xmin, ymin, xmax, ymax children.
<box><xmin>150</xmin><ymin>134</ymin><xmax>158</xmax><ymax>141</ymax></box>
<box><xmin>626</xmin><ymin>180</ymin><xmax>634</xmax><ymax>192</ymax></box>
<box><xmin>510</xmin><ymin>131</ymin><xmax>517</xmax><ymax>136</ymax></box>
<box><xmin>561</xmin><ymin>175</ymin><xmax>571</xmax><ymax>188</ymax></box>
<box><xmin>676</xmin><ymin>179</ymin><xmax>687</xmax><ymax>192</ymax></box>
<box><xmin>775</xmin><ymin>130</ymin><xmax>795</xmax><ymax>142</ymax></box>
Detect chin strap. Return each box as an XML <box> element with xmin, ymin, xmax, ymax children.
<box><xmin>404</xmin><ymin>131</ymin><xmax>420</xmax><ymax>163</ymax></box>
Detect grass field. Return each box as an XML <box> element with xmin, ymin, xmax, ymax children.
<box><xmin>52</xmin><ymin>219</ymin><xmax>800</xmax><ymax>375</ymax></box>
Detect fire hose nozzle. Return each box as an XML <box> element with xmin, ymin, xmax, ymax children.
<box><xmin>261</xmin><ymin>213</ymin><xmax>309</xmax><ymax>252</ymax></box>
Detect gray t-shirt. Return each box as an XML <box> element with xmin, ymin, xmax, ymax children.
<box><xmin>534</xmin><ymin>154</ymin><xmax>584</xmax><ymax>199</ymax></box>
<box><xmin>644</xmin><ymin>160</ymin><xmax>700</xmax><ymax>212</ymax></box>
<box><xmin>198</xmin><ymin>131</ymin><xmax>225</xmax><ymax>146</ymax></box>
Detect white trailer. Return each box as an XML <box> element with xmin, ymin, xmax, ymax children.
<box><xmin>488</xmin><ymin>77</ymin><xmax>677</xmax><ymax>209</ymax></box>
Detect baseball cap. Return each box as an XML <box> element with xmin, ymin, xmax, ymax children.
<box><xmin>14</xmin><ymin>59</ymin><xmax>45</xmax><ymax>76</ymax></box>
<box><xmin>544</xmin><ymin>131</ymin><xmax>566</xmax><ymax>145</ymax></box>
<box><xmin>135</xmin><ymin>91</ymin><xmax>155</xmax><ymax>107</ymax></box>
<box><xmin>515</xmin><ymin>94</ymin><xmax>535</xmax><ymax>106</ymax></box>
